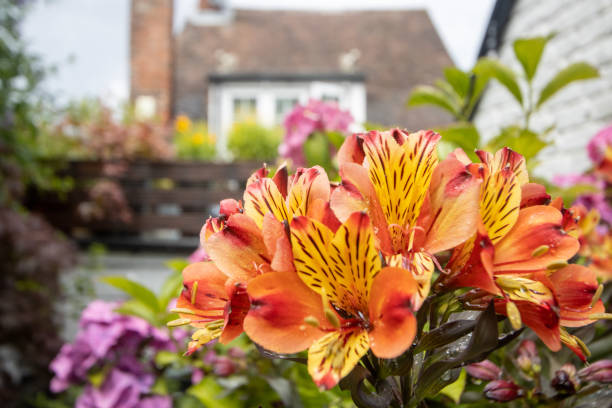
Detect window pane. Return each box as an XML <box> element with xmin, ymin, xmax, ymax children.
<box><xmin>321</xmin><ymin>94</ymin><xmax>339</xmax><ymax>103</ymax></box>
<box><xmin>275</xmin><ymin>97</ymin><xmax>298</xmax><ymax>124</ymax></box>
<box><xmin>233</xmin><ymin>98</ymin><xmax>257</xmax><ymax>122</ymax></box>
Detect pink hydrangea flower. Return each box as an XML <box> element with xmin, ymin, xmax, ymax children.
<box><xmin>587</xmin><ymin>124</ymin><xmax>612</xmax><ymax>164</ymax></box>
<box><xmin>279</xmin><ymin>99</ymin><xmax>353</xmax><ymax>166</ymax></box>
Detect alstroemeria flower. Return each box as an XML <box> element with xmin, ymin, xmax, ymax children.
<box><xmin>174</xmin><ymin>262</ymin><xmax>250</xmax><ymax>354</ymax></box>
<box><xmin>444</xmin><ymin>148</ymin><xmax>579</xmax><ymax>294</ymax></box>
<box><xmin>177</xmin><ymin>194</ymin><xmax>296</xmax><ymax>353</ymax></box>
<box><xmin>244</xmin><ymin>164</ymin><xmax>338</xmax><ymax>231</ymax></box>
<box><xmin>244</xmin><ymin>212</ymin><xmax>419</xmax><ymax>389</ymax></box>
<box><xmin>331</xmin><ymin>129</ymin><xmax>481</xmax><ymax>304</ymax></box>
<box><xmin>491</xmin><ymin>264</ymin><xmax>604</xmax><ymax>354</ymax></box>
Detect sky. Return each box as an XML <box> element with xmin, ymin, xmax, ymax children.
<box><xmin>22</xmin><ymin>0</ymin><xmax>495</xmax><ymax>107</ymax></box>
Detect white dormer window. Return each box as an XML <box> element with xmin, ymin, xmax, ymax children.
<box><xmin>208</xmin><ymin>73</ymin><xmax>366</xmax><ymax>158</ymax></box>
<box><xmin>275</xmin><ymin>97</ymin><xmax>299</xmax><ymax>125</ymax></box>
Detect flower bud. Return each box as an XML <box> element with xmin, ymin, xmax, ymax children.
<box><xmin>516</xmin><ymin>340</ymin><xmax>540</xmax><ymax>374</ymax></box>
<box><xmin>227</xmin><ymin>347</ymin><xmax>246</xmax><ymax>359</ymax></box>
<box><xmin>213</xmin><ymin>356</ymin><xmax>236</xmax><ymax>377</ymax></box>
<box><xmin>484</xmin><ymin>380</ymin><xmax>523</xmax><ymax>402</ymax></box>
<box><xmin>551</xmin><ymin>364</ymin><xmax>578</xmax><ymax>394</ymax></box>
<box><xmin>466</xmin><ymin>360</ymin><xmax>502</xmax><ymax>381</ymax></box>
<box><xmin>578</xmin><ymin>360</ymin><xmax>612</xmax><ymax>384</ymax></box>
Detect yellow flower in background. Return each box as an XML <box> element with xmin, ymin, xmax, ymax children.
<box><xmin>191</xmin><ymin>132</ymin><xmax>205</xmax><ymax>145</ymax></box>
<box><xmin>175</xmin><ymin>114</ymin><xmax>191</xmax><ymax>133</ymax></box>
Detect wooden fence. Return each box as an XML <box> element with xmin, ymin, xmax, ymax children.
<box><xmin>27</xmin><ymin>161</ymin><xmax>260</xmax><ymax>251</ymax></box>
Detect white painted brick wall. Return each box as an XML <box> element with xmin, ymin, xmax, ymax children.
<box><xmin>474</xmin><ymin>0</ymin><xmax>612</xmax><ymax>179</ymax></box>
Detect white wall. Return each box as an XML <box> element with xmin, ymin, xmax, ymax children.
<box><xmin>473</xmin><ymin>0</ymin><xmax>612</xmax><ymax>179</ymax></box>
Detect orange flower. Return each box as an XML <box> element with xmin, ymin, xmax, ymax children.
<box><xmin>444</xmin><ymin>148</ymin><xmax>579</xmax><ymax>294</ymax></box>
<box><xmin>437</xmin><ymin>148</ymin><xmax>604</xmax><ymax>355</ymax></box>
<box><xmin>243</xmin><ymin>164</ymin><xmax>338</xmax><ymax>231</ymax></box>
<box><xmin>331</xmin><ymin>129</ymin><xmax>481</xmax><ymax>305</ymax></box>
<box><xmin>492</xmin><ymin>265</ymin><xmax>603</xmax><ymax>355</ymax></box>
<box><xmin>244</xmin><ymin>212</ymin><xmax>419</xmax><ymax>389</ymax></box>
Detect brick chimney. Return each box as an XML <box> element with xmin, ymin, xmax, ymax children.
<box><xmin>130</xmin><ymin>0</ymin><xmax>173</xmax><ymax>122</ymax></box>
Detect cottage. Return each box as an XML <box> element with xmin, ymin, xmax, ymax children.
<box><xmin>130</xmin><ymin>0</ymin><xmax>453</xmax><ymax>155</ymax></box>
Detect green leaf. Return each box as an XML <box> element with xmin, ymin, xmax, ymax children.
<box><xmin>101</xmin><ymin>275</ymin><xmax>160</xmax><ymax>313</ymax></box>
<box><xmin>438</xmin><ymin>368</ymin><xmax>466</xmax><ymax>403</ymax></box>
<box><xmin>155</xmin><ymin>350</ymin><xmax>181</xmax><ymax>368</ymax></box>
<box><xmin>415</xmin><ymin>319</ymin><xmax>476</xmax><ymax>354</ymax></box>
<box><xmin>537</xmin><ymin>62</ymin><xmax>599</xmax><ymax>107</ymax></box>
<box><xmin>407</xmin><ymin>85</ymin><xmax>460</xmax><ymax>117</ymax></box>
<box><xmin>339</xmin><ymin>365</ymin><xmax>393</xmax><ymax>408</ymax></box>
<box><xmin>444</xmin><ymin>67</ymin><xmax>471</xmax><ymax>98</ymax></box>
<box><xmin>327</xmin><ymin>131</ymin><xmax>346</xmax><ymax>149</ymax></box>
<box><xmin>513</xmin><ymin>36</ymin><xmax>552</xmax><ymax>81</ymax></box>
<box><xmin>151</xmin><ymin>377</ymin><xmax>169</xmax><ymax>395</ymax></box>
<box><xmin>304</xmin><ymin>131</ymin><xmax>333</xmax><ymax>170</ymax></box>
<box><xmin>436</xmin><ymin>123</ymin><xmax>481</xmax><ymax>156</ymax></box>
<box><xmin>188</xmin><ymin>377</ymin><xmax>242</xmax><ymax>408</ymax></box>
<box><xmin>486</xmin><ymin>126</ymin><xmax>548</xmax><ymax>163</ymax></box>
<box><xmin>474</xmin><ymin>58</ymin><xmax>523</xmax><ymax>105</ymax></box>
<box><xmin>115</xmin><ymin>298</ymin><xmax>159</xmax><ymax>325</ymax></box>
<box><xmin>265</xmin><ymin>377</ymin><xmax>302</xmax><ymax>408</ymax></box>
<box><xmin>414</xmin><ymin>303</ymin><xmax>502</xmax><ymax>402</ymax></box>
<box><xmin>159</xmin><ymin>270</ymin><xmax>183</xmax><ymax>311</ymax></box>
<box><xmin>165</xmin><ymin>258</ymin><xmax>189</xmax><ymax>274</ymax></box>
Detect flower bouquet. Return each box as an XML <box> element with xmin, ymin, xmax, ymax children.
<box><xmin>170</xmin><ymin>128</ymin><xmax>610</xmax><ymax>406</ymax></box>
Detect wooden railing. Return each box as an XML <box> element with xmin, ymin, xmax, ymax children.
<box><xmin>27</xmin><ymin>160</ymin><xmax>261</xmax><ymax>251</ymax></box>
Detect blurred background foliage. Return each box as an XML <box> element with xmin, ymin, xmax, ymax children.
<box><xmin>408</xmin><ymin>34</ymin><xmax>599</xmax><ymax>192</ymax></box>
<box><xmin>227</xmin><ymin>120</ymin><xmax>282</xmax><ymax>162</ymax></box>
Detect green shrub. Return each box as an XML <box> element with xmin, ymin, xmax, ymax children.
<box><xmin>173</xmin><ymin>115</ymin><xmax>216</xmax><ymax>161</ymax></box>
<box><xmin>227</xmin><ymin>120</ymin><xmax>281</xmax><ymax>161</ymax></box>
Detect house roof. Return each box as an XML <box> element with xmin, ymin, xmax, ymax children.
<box><xmin>174</xmin><ymin>9</ymin><xmax>454</xmax><ymax>128</ymax></box>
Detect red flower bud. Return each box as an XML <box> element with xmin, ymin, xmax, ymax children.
<box><xmin>484</xmin><ymin>380</ymin><xmax>523</xmax><ymax>402</ymax></box>
<box><xmin>578</xmin><ymin>360</ymin><xmax>612</xmax><ymax>384</ymax></box>
<box><xmin>551</xmin><ymin>364</ymin><xmax>578</xmax><ymax>394</ymax></box>
<box><xmin>213</xmin><ymin>356</ymin><xmax>236</xmax><ymax>377</ymax></box>
<box><xmin>466</xmin><ymin>360</ymin><xmax>502</xmax><ymax>381</ymax></box>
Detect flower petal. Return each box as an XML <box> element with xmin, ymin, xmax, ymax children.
<box><xmin>550</xmin><ymin>265</ymin><xmax>599</xmax><ymax>310</ymax></box>
<box><xmin>220</xmin><ymin>281</ymin><xmax>250</xmax><ymax>343</ymax></box>
<box><xmin>520</xmin><ymin>183</ymin><xmax>551</xmax><ymax>208</ymax></box>
<box><xmin>549</xmin><ymin>264</ymin><xmax>603</xmax><ymax>327</ymax></box>
<box><xmin>334</xmin><ymin>162</ymin><xmax>392</xmax><ymax>253</ymax></box>
<box><xmin>286</xmin><ymin>166</ymin><xmax>330</xmax><ymax>219</ymax></box>
<box><xmin>337</xmin><ymin>133</ymin><xmax>365</xmax><ymax>167</ymax></box>
<box><xmin>417</xmin><ymin>152</ymin><xmax>481</xmax><ymax>253</ymax></box>
<box><xmin>477</xmin><ymin>147</ymin><xmax>528</xmax><ymax>186</ymax></box>
<box><xmin>291</xmin><ymin>212</ymin><xmax>381</xmax><ymax>316</ymax></box>
<box><xmin>480</xmin><ymin>167</ymin><xmax>521</xmax><ymax>244</ymax></box>
<box><xmin>388</xmin><ymin>252</ymin><xmax>435</xmax><ymax>307</ymax></box>
<box><xmin>244</xmin><ymin>177</ymin><xmax>290</xmax><ymax>228</ymax></box>
<box><xmin>363</xmin><ymin>129</ymin><xmax>440</xmax><ymax>252</ymax></box>
<box><xmin>493</xmin><ymin>206</ymin><xmax>580</xmax><ymax>274</ymax></box>
<box><xmin>308</xmin><ymin>330</ymin><xmax>369</xmax><ymax>390</ymax></box>
<box><xmin>205</xmin><ymin>213</ymin><xmax>271</xmax><ymax>281</ymax></box>
<box><xmin>262</xmin><ymin>213</ymin><xmax>294</xmax><ymax>272</ymax></box>
<box><xmin>446</xmin><ymin>231</ymin><xmax>501</xmax><ymax>295</ymax></box>
<box><xmin>243</xmin><ymin>272</ymin><xmax>326</xmax><ymax>353</ymax></box>
<box><xmin>495</xmin><ymin>299</ymin><xmax>561</xmax><ymax>351</ymax></box>
<box><xmin>368</xmin><ymin>267</ymin><xmax>417</xmax><ymax>358</ymax></box>
<box><xmin>177</xmin><ymin>262</ymin><xmax>228</xmax><ymax>322</ymax></box>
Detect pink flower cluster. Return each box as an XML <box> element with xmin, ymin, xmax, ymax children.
<box><xmin>552</xmin><ymin>124</ymin><xmax>612</xmax><ymax>226</ymax></box>
<box><xmin>587</xmin><ymin>124</ymin><xmax>612</xmax><ymax>164</ymax></box>
<box><xmin>50</xmin><ymin>301</ymin><xmax>183</xmax><ymax>407</ymax></box>
<box><xmin>279</xmin><ymin>99</ymin><xmax>353</xmax><ymax>166</ymax></box>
